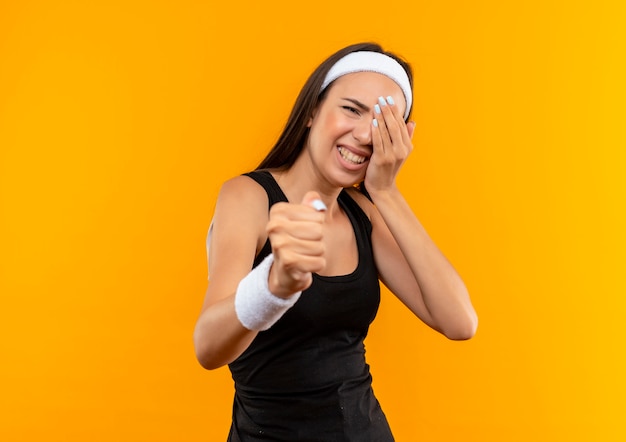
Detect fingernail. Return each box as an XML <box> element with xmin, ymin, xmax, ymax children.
<box><xmin>378</xmin><ymin>96</ymin><xmax>386</xmax><ymax>106</ymax></box>
<box><xmin>374</xmin><ymin>104</ymin><xmax>381</xmax><ymax>114</ymax></box>
<box><xmin>372</xmin><ymin>118</ymin><xmax>378</xmax><ymax>128</ymax></box>
<box><xmin>311</xmin><ymin>199</ymin><xmax>327</xmax><ymax>212</ymax></box>
<box><xmin>386</xmin><ymin>96</ymin><xmax>395</xmax><ymax>105</ymax></box>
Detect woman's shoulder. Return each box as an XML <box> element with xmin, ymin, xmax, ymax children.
<box><xmin>215</xmin><ymin>174</ymin><xmax>270</xmax><ymax>219</ymax></box>
<box><xmin>210</xmin><ymin>174</ymin><xmax>270</xmax><ymax>255</ymax></box>
<box><xmin>219</xmin><ymin>173</ymin><xmax>268</xmax><ymax>198</ymax></box>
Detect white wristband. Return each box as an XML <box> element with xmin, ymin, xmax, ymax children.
<box><xmin>234</xmin><ymin>254</ymin><xmax>301</xmax><ymax>331</ymax></box>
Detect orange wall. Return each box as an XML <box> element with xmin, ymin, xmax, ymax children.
<box><xmin>1</xmin><ymin>1</ymin><xmax>625</xmax><ymax>440</ymax></box>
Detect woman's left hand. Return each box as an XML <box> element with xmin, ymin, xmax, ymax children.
<box><xmin>365</xmin><ymin>96</ymin><xmax>416</xmax><ymax>193</ymax></box>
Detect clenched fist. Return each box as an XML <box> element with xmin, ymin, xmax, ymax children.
<box><xmin>266</xmin><ymin>191</ymin><xmax>327</xmax><ymax>298</ymax></box>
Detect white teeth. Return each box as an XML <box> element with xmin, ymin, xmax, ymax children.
<box><xmin>338</xmin><ymin>147</ymin><xmax>366</xmax><ymax>164</ymax></box>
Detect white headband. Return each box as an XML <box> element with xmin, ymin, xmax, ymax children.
<box><xmin>321</xmin><ymin>51</ymin><xmax>413</xmax><ymax>120</ymax></box>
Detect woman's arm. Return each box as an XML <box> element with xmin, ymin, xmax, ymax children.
<box><xmin>356</xmin><ymin>188</ymin><xmax>477</xmax><ymax>340</ymax></box>
<box><xmin>193</xmin><ymin>176</ymin><xmax>267</xmax><ymax>369</ymax></box>
<box><xmin>360</xmin><ymin>97</ymin><xmax>477</xmax><ymax>339</ymax></box>
<box><xmin>193</xmin><ymin>176</ymin><xmax>327</xmax><ymax>369</ymax></box>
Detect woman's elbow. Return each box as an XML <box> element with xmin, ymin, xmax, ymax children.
<box><xmin>195</xmin><ymin>353</ymin><xmax>223</xmax><ymax>371</ymax></box>
<box><xmin>193</xmin><ymin>322</ymin><xmax>250</xmax><ymax>370</ymax></box>
<box><xmin>194</xmin><ymin>340</ymin><xmax>226</xmax><ymax>371</ymax></box>
<box><xmin>193</xmin><ymin>328</ymin><xmax>220</xmax><ymax>370</ymax></box>
<box><xmin>442</xmin><ymin>313</ymin><xmax>478</xmax><ymax>341</ymax></box>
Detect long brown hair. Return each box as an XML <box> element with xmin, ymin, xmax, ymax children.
<box><xmin>256</xmin><ymin>43</ymin><xmax>413</xmax><ymax>171</ymax></box>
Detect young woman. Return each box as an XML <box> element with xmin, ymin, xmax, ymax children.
<box><xmin>194</xmin><ymin>42</ymin><xmax>478</xmax><ymax>441</ymax></box>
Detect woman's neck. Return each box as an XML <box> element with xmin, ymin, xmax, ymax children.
<box><xmin>270</xmin><ymin>157</ymin><xmax>344</xmax><ymax>218</ymax></box>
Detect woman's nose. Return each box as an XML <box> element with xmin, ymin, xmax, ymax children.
<box><xmin>352</xmin><ymin>118</ymin><xmax>372</xmax><ymax>146</ymax></box>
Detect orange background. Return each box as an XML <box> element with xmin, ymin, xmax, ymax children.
<box><xmin>1</xmin><ymin>0</ymin><xmax>625</xmax><ymax>440</ymax></box>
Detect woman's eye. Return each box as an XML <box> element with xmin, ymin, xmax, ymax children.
<box><xmin>342</xmin><ymin>106</ymin><xmax>360</xmax><ymax>115</ymax></box>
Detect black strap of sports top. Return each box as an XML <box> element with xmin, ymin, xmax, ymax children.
<box><xmin>243</xmin><ymin>170</ymin><xmax>289</xmax><ymax>208</ymax></box>
<box><xmin>242</xmin><ymin>170</ymin><xmax>287</xmax><ymax>267</ymax></box>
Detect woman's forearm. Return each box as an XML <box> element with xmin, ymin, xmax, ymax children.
<box><xmin>369</xmin><ymin>186</ymin><xmax>478</xmax><ymax>339</ymax></box>
<box><xmin>193</xmin><ymin>293</ymin><xmax>258</xmax><ymax>370</ymax></box>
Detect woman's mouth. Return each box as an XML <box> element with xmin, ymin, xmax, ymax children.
<box><xmin>337</xmin><ymin>146</ymin><xmax>367</xmax><ymax>165</ymax></box>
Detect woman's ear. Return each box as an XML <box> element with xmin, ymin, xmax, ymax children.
<box><xmin>307</xmin><ymin>107</ymin><xmax>319</xmax><ymax>128</ymax></box>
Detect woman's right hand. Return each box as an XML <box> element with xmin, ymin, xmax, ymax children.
<box><xmin>266</xmin><ymin>192</ymin><xmax>327</xmax><ymax>297</ymax></box>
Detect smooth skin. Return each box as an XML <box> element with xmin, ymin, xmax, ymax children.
<box><xmin>194</xmin><ymin>72</ymin><xmax>478</xmax><ymax>370</ymax></box>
